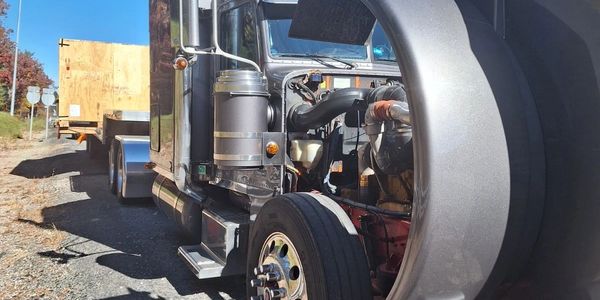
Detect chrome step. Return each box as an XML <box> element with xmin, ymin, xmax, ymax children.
<box><xmin>178</xmin><ymin>204</ymin><xmax>250</xmax><ymax>280</ymax></box>
<box><xmin>178</xmin><ymin>245</ymin><xmax>228</xmax><ymax>279</ymax></box>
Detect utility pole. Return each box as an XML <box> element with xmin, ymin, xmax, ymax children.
<box><xmin>9</xmin><ymin>0</ymin><xmax>23</xmax><ymax>116</ymax></box>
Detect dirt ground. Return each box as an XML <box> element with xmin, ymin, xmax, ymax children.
<box><xmin>0</xmin><ymin>134</ymin><xmax>245</xmax><ymax>299</ymax></box>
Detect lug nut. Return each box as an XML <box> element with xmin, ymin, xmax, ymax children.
<box><xmin>255</xmin><ymin>264</ymin><xmax>275</xmax><ymax>275</ymax></box>
<box><xmin>265</xmin><ymin>271</ymin><xmax>281</xmax><ymax>282</ymax></box>
<box><xmin>250</xmin><ymin>278</ymin><xmax>266</xmax><ymax>288</ymax></box>
<box><xmin>268</xmin><ymin>288</ymin><xmax>287</xmax><ymax>299</ymax></box>
<box><xmin>260</xmin><ymin>264</ymin><xmax>275</xmax><ymax>274</ymax></box>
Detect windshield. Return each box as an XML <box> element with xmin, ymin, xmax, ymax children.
<box><xmin>264</xmin><ymin>2</ymin><xmax>397</xmax><ymax>63</ymax></box>
<box><xmin>267</xmin><ymin>19</ymin><xmax>368</xmax><ymax>60</ymax></box>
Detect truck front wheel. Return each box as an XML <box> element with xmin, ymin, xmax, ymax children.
<box><xmin>246</xmin><ymin>193</ymin><xmax>372</xmax><ymax>300</ymax></box>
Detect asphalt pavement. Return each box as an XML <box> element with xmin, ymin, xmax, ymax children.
<box><xmin>0</xmin><ymin>137</ymin><xmax>245</xmax><ymax>299</ymax></box>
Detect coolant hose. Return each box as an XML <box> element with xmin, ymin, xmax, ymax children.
<box><xmin>364</xmin><ymin>85</ymin><xmax>411</xmax><ymax>129</ymax></box>
<box><xmin>288</xmin><ymin>88</ymin><xmax>370</xmax><ymax>132</ymax></box>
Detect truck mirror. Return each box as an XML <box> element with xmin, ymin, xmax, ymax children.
<box><xmin>179</xmin><ymin>0</ymin><xmax>201</xmax><ymax>48</ymax></box>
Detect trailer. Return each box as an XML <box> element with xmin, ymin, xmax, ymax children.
<box><xmin>98</xmin><ymin>0</ymin><xmax>600</xmax><ymax>299</ymax></box>
<box><xmin>57</xmin><ymin>39</ymin><xmax>151</xmax><ymax>158</ymax></box>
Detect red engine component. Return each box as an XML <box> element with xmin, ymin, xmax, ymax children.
<box><xmin>341</xmin><ymin>204</ymin><xmax>411</xmax><ymax>296</ymax></box>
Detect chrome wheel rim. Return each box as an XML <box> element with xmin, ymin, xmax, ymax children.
<box><xmin>108</xmin><ymin>149</ymin><xmax>115</xmax><ymax>187</ymax></box>
<box><xmin>116</xmin><ymin>153</ymin><xmax>123</xmax><ymax>194</ymax></box>
<box><xmin>252</xmin><ymin>232</ymin><xmax>308</xmax><ymax>300</ymax></box>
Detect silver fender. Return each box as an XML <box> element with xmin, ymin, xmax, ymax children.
<box><xmin>116</xmin><ymin>135</ymin><xmax>155</xmax><ymax>199</ymax></box>
<box><xmin>358</xmin><ymin>0</ymin><xmax>542</xmax><ymax>298</ymax></box>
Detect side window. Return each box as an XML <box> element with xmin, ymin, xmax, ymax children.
<box><xmin>372</xmin><ymin>23</ymin><xmax>397</xmax><ymax>62</ymax></box>
<box><xmin>219</xmin><ymin>3</ymin><xmax>258</xmax><ymax>70</ymax></box>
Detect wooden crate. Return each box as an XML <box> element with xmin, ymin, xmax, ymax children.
<box><xmin>58</xmin><ymin>39</ymin><xmax>150</xmax><ymax>123</ymax></box>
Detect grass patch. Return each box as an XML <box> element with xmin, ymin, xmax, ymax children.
<box><xmin>0</xmin><ymin>112</ymin><xmax>24</xmax><ymax>138</ymax></box>
<box><xmin>0</xmin><ymin>112</ymin><xmax>48</xmax><ymax>139</ymax></box>
<box><xmin>31</xmin><ymin>116</ymin><xmax>47</xmax><ymax>132</ymax></box>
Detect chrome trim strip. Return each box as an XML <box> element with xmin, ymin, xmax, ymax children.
<box><xmin>213</xmin><ymin>154</ymin><xmax>262</xmax><ymax>161</ymax></box>
<box><xmin>211</xmin><ymin>177</ymin><xmax>249</xmax><ymax>194</ymax></box>
<box><xmin>214</xmin><ymin>131</ymin><xmax>263</xmax><ymax>139</ymax></box>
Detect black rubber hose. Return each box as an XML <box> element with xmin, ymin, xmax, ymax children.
<box><xmin>288</xmin><ymin>88</ymin><xmax>370</xmax><ymax>132</ymax></box>
<box><xmin>366</xmin><ymin>85</ymin><xmax>407</xmax><ymax>103</ymax></box>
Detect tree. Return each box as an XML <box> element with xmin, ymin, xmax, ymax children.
<box><xmin>0</xmin><ymin>0</ymin><xmax>53</xmax><ymax>112</ymax></box>
<box><xmin>0</xmin><ymin>84</ymin><xmax>7</xmax><ymax>111</ymax></box>
<box><xmin>0</xmin><ymin>1</ymin><xmax>7</xmax><ymax>17</ymax></box>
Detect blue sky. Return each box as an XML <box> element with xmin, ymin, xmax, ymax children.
<box><xmin>4</xmin><ymin>0</ymin><xmax>149</xmax><ymax>85</ymax></box>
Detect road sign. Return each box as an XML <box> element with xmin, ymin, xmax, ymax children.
<box><xmin>26</xmin><ymin>86</ymin><xmax>40</xmax><ymax>106</ymax></box>
<box><xmin>41</xmin><ymin>88</ymin><xmax>56</xmax><ymax>107</ymax></box>
<box><xmin>25</xmin><ymin>86</ymin><xmax>41</xmax><ymax>140</ymax></box>
<box><xmin>41</xmin><ymin>88</ymin><xmax>56</xmax><ymax>140</ymax></box>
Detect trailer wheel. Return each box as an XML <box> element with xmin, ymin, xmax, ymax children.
<box><xmin>108</xmin><ymin>139</ymin><xmax>119</xmax><ymax>195</ymax></box>
<box><xmin>246</xmin><ymin>193</ymin><xmax>371</xmax><ymax>300</ymax></box>
<box><xmin>115</xmin><ymin>145</ymin><xmax>126</xmax><ymax>203</ymax></box>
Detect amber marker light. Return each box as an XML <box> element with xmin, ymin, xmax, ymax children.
<box><xmin>265</xmin><ymin>141</ymin><xmax>280</xmax><ymax>157</ymax></box>
<box><xmin>173</xmin><ymin>57</ymin><xmax>188</xmax><ymax>70</ymax></box>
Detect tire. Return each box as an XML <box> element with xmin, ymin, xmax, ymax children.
<box><xmin>108</xmin><ymin>139</ymin><xmax>119</xmax><ymax>195</ymax></box>
<box><xmin>246</xmin><ymin>193</ymin><xmax>372</xmax><ymax>300</ymax></box>
<box><xmin>115</xmin><ymin>145</ymin><xmax>126</xmax><ymax>203</ymax></box>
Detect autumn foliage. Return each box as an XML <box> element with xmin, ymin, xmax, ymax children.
<box><xmin>0</xmin><ymin>0</ymin><xmax>52</xmax><ymax>112</ymax></box>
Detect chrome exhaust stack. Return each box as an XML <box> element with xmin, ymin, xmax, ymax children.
<box><xmin>152</xmin><ymin>175</ymin><xmax>204</xmax><ymax>239</ymax></box>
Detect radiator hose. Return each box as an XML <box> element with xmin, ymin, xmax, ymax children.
<box><xmin>288</xmin><ymin>88</ymin><xmax>370</xmax><ymax>132</ymax></box>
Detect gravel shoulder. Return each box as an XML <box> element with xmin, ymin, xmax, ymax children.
<box><xmin>0</xmin><ymin>135</ymin><xmax>245</xmax><ymax>299</ymax></box>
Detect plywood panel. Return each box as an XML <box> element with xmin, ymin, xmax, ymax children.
<box><xmin>112</xmin><ymin>44</ymin><xmax>150</xmax><ymax>113</ymax></box>
<box><xmin>58</xmin><ymin>39</ymin><xmax>149</xmax><ymax>123</ymax></box>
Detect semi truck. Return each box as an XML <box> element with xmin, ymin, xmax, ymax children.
<box><xmin>101</xmin><ymin>0</ymin><xmax>600</xmax><ymax>299</ymax></box>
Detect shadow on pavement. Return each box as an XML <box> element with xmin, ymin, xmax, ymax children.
<box><xmin>14</xmin><ymin>150</ymin><xmax>245</xmax><ymax>299</ymax></box>
<box><xmin>98</xmin><ymin>287</ymin><xmax>166</xmax><ymax>300</ymax></box>
<box><xmin>10</xmin><ymin>150</ymin><xmax>106</xmax><ymax>178</ymax></box>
